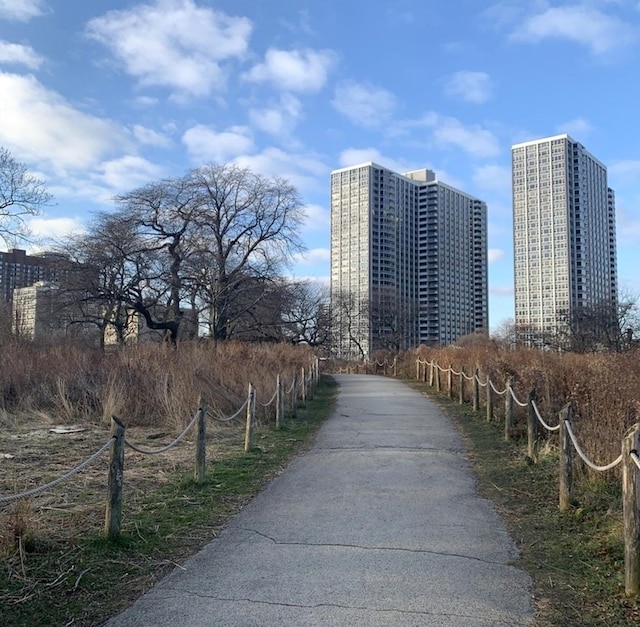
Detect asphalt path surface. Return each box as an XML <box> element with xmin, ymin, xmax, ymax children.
<box><xmin>106</xmin><ymin>374</ymin><xmax>533</xmax><ymax>626</ymax></box>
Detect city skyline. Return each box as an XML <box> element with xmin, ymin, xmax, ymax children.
<box><xmin>1</xmin><ymin>1</ymin><xmax>640</xmax><ymax>330</ymax></box>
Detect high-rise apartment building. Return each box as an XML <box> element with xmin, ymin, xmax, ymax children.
<box><xmin>512</xmin><ymin>134</ymin><xmax>617</xmax><ymax>346</ymax></box>
<box><xmin>330</xmin><ymin>162</ymin><xmax>488</xmax><ymax>358</ymax></box>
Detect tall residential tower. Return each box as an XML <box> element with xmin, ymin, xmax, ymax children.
<box><xmin>512</xmin><ymin>134</ymin><xmax>617</xmax><ymax>347</ymax></box>
<box><xmin>330</xmin><ymin>162</ymin><xmax>488</xmax><ymax>358</ymax></box>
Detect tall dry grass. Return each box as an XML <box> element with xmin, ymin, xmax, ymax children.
<box><xmin>0</xmin><ymin>339</ymin><xmax>313</xmax><ymax>429</ymax></box>
<box><xmin>393</xmin><ymin>341</ymin><xmax>640</xmax><ymax>483</ymax></box>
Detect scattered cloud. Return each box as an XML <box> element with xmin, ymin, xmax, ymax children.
<box><xmin>234</xmin><ymin>147</ymin><xmax>328</xmax><ymax>192</ymax></box>
<box><xmin>182</xmin><ymin>124</ymin><xmax>254</xmax><ymax>164</ymax></box>
<box><xmin>0</xmin><ymin>41</ymin><xmax>44</xmax><ymax>69</ymax></box>
<box><xmin>293</xmin><ymin>248</ymin><xmax>330</xmax><ymax>265</ymax></box>
<box><xmin>0</xmin><ymin>0</ymin><xmax>47</xmax><ymax>22</ymax></box>
<box><xmin>555</xmin><ymin>117</ymin><xmax>593</xmax><ymax>139</ymax></box>
<box><xmin>331</xmin><ymin>80</ymin><xmax>397</xmax><ymax>127</ymax></box>
<box><xmin>488</xmin><ymin>248</ymin><xmax>506</xmax><ymax>263</ymax></box>
<box><xmin>511</xmin><ymin>5</ymin><xmax>636</xmax><ymax>54</ymax></box>
<box><xmin>243</xmin><ymin>47</ymin><xmax>335</xmax><ymax>93</ymax></box>
<box><xmin>249</xmin><ymin>93</ymin><xmax>302</xmax><ymax>137</ymax></box>
<box><xmin>609</xmin><ymin>160</ymin><xmax>640</xmax><ymax>186</ymax></box>
<box><xmin>131</xmin><ymin>124</ymin><xmax>172</xmax><ymax>148</ymax></box>
<box><xmin>444</xmin><ymin>71</ymin><xmax>493</xmax><ymax>104</ymax></box>
<box><xmin>86</xmin><ymin>0</ymin><xmax>252</xmax><ymax>98</ymax></box>
<box><xmin>472</xmin><ymin>164</ymin><xmax>511</xmax><ymax>195</ymax></box>
<box><xmin>26</xmin><ymin>216</ymin><xmax>86</xmax><ymax>240</ymax></box>
<box><xmin>0</xmin><ymin>71</ymin><xmax>128</xmax><ymax>171</ymax></box>
<box><xmin>411</xmin><ymin>112</ymin><xmax>501</xmax><ymax>159</ymax></box>
<box><xmin>302</xmin><ymin>203</ymin><xmax>330</xmax><ymax>231</ymax></box>
<box><xmin>94</xmin><ymin>155</ymin><xmax>164</xmax><ymax>192</ymax></box>
<box><xmin>337</xmin><ymin>147</ymin><xmax>413</xmax><ymax>173</ymax></box>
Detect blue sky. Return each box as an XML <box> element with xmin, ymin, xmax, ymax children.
<box><xmin>1</xmin><ymin>0</ymin><xmax>640</xmax><ymax>330</ymax></box>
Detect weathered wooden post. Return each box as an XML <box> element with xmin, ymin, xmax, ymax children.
<box><xmin>486</xmin><ymin>376</ymin><xmax>493</xmax><ymax>422</ymax></box>
<box><xmin>194</xmin><ymin>399</ymin><xmax>207</xmax><ymax>485</ymax></box>
<box><xmin>435</xmin><ymin>363</ymin><xmax>441</xmax><ymax>392</ymax></box>
<box><xmin>472</xmin><ymin>368</ymin><xmax>479</xmax><ymax>412</ymax></box>
<box><xmin>428</xmin><ymin>361</ymin><xmax>434</xmax><ymax>386</ymax></box>
<box><xmin>416</xmin><ymin>359</ymin><xmax>419</xmax><ymax>381</ymax></box>
<box><xmin>458</xmin><ymin>371</ymin><xmax>464</xmax><ymax>405</ymax></box>
<box><xmin>276</xmin><ymin>374</ymin><xmax>282</xmax><ymax>430</ymax></box>
<box><xmin>622</xmin><ymin>423</ymin><xmax>640</xmax><ymax>596</ymax></box>
<box><xmin>558</xmin><ymin>404</ymin><xmax>573</xmax><ymax>511</ymax></box>
<box><xmin>505</xmin><ymin>376</ymin><xmax>514</xmax><ymax>441</ymax></box>
<box><xmin>393</xmin><ymin>356</ymin><xmax>397</xmax><ymax>377</ymax></box>
<box><xmin>301</xmin><ymin>367</ymin><xmax>307</xmax><ymax>406</ymax></box>
<box><xmin>291</xmin><ymin>374</ymin><xmax>298</xmax><ymax>418</ymax></box>
<box><xmin>244</xmin><ymin>384</ymin><xmax>255</xmax><ymax>453</ymax></box>
<box><xmin>447</xmin><ymin>367</ymin><xmax>453</xmax><ymax>399</ymax></box>
<box><xmin>527</xmin><ymin>389</ymin><xmax>538</xmax><ymax>461</ymax></box>
<box><xmin>104</xmin><ymin>416</ymin><xmax>125</xmax><ymax>540</ymax></box>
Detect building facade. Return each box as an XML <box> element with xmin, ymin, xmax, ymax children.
<box><xmin>330</xmin><ymin>162</ymin><xmax>488</xmax><ymax>358</ymax></box>
<box><xmin>0</xmin><ymin>248</ymin><xmax>71</xmax><ymax>303</ymax></box>
<box><xmin>512</xmin><ymin>134</ymin><xmax>618</xmax><ymax>347</ymax></box>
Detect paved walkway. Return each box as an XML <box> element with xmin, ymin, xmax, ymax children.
<box><xmin>106</xmin><ymin>374</ymin><xmax>533</xmax><ymax>626</ymax></box>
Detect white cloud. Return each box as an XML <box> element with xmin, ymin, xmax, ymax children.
<box><xmin>488</xmin><ymin>248</ymin><xmax>506</xmax><ymax>263</ymax></box>
<box><xmin>331</xmin><ymin>81</ymin><xmax>397</xmax><ymax>127</ymax></box>
<box><xmin>94</xmin><ymin>155</ymin><xmax>164</xmax><ymax>192</ymax></box>
<box><xmin>338</xmin><ymin>147</ymin><xmax>413</xmax><ymax>173</ymax></box>
<box><xmin>0</xmin><ymin>41</ymin><xmax>44</xmax><ymax>69</ymax></box>
<box><xmin>130</xmin><ymin>95</ymin><xmax>159</xmax><ymax>109</ymax></box>
<box><xmin>444</xmin><ymin>71</ymin><xmax>493</xmax><ymax>104</ymax></box>
<box><xmin>555</xmin><ymin>117</ymin><xmax>593</xmax><ymax>138</ymax></box>
<box><xmin>27</xmin><ymin>216</ymin><xmax>86</xmax><ymax>240</ymax></box>
<box><xmin>0</xmin><ymin>0</ymin><xmax>46</xmax><ymax>21</ymax></box>
<box><xmin>416</xmin><ymin>112</ymin><xmax>501</xmax><ymax>158</ymax></box>
<box><xmin>303</xmin><ymin>203</ymin><xmax>330</xmax><ymax>231</ymax></box>
<box><xmin>234</xmin><ymin>147</ymin><xmax>328</xmax><ymax>192</ymax></box>
<box><xmin>249</xmin><ymin>94</ymin><xmax>302</xmax><ymax>136</ymax></box>
<box><xmin>472</xmin><ymin>164</ymin><xmax>511</xmax><ymax>195</ymax></box>
<box><xmin>609</xmin><ymin>160</ymin><xmax>640</xmax><ymax>185</ymax></box>
<box><xmin>182</xmin><ymin>124</ymin><xmax>254</xmax><ymax>164</ymax></box>
<box><xmin>489</xmin><ymin>284</ymin><xmax>514</xmax><ymax>297</ymax></box>
<box><xmin>244</xmin><ymin>47</ymin><xmax>335</xmax><ymax>92</ymax></box>
<box><xmin>132</xmin><ymin>124</ymin><xmax>172</xmax><ymax>148</ymax></box>
<box><xmin>86</xmin><ymin>0</ymin><xmax>252</xmax><ymax>97</ymax></box>
<box><xmin>0</xmin><ymin>71</ymin><xmax>128</xmax><ymax>171</ymax></box>
<box><xmin>512</xmin><ymin>6</ymin><xmax>635</xmax><ymax>54</ymax></box>
<box><xmin>293</xmin><ymin>248</ymin><xmax>330</xmax><ymax>265</ymax></box>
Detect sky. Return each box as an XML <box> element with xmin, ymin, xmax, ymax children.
<box><xmin>1</xmin><ymin>0</ymin><xmax>640</xmax><ymax>331</ymax></box>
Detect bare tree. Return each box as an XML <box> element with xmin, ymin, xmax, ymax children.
<box><xmin>188</xmin><ymin>164</ymin><xmax>305</xmax><ymax>342</ymax></box>
<box><xmin>281</xmin><ymin>280</ymin><xmax>330</xmax><ymax>347</ymax></box>
<box><xmin>0</xmin><ymin>147</ymin><xmax>52</xmax><ymax>245</ymax></box>
<box><xmin>331</xmin><ymin>290</ymin><xmax>369</xmax><ymax>360</ymax></box>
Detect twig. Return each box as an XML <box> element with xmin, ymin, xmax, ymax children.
<box><xmin>73</xmin><ymin>568</ymin><xmax>90</xmax><ymax>591</ymax></box>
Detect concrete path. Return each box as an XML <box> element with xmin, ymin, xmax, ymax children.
<box><xmin>106</xmin><ymin>374</ymin><xmax>533</xmax><ymax>626</ymax></box>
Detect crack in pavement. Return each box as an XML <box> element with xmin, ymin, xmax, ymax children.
<box><xmin>152</xmin><ymin>589</ymin><xmax>529</xmax><ymax>625</ymax></box>
<box><xmin>238</xmin><ymin>527</ymin><xmax>513</xmax><ymax>568</ymax></box>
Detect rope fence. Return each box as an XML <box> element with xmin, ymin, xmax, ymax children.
<box><xmin>0</xmin><ymin>357</ymin><xmax>321</xmax><ymax>542</ymax></box>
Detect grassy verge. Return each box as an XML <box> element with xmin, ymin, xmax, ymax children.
<box><xmin>416</xmin><ymin>383</ymin><xmax>640</xmax><ymax>626</ymax></box>
<box><xmin>0</xmin><ymin>376</ymin><xmax>338</xmax><ymax>627</ymax></box>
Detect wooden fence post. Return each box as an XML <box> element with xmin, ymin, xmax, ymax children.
<box><xmin>383</xmin><ymin>360</ymin><xmax>387</xmax><ymax>376</ymax></box>
<box><xmin>194</xmin><ymin>399</ymin><xmax>207</xmax><ymax>485</ymax></box>
<box><xmin>291</xmin><ymin>374</ymin><xmax>298</xmax><ymax>418</ymax></box>
<box><xmin>558</xmin><ymin>404</ymin><xmax>573</xmax><ymax>511</ymax></box>
<box><xmin>416</xmin><ymin>359</ymin><xmax>419</xmax><ymax>381</ymax></box>
<box><xmin>447</xmin><ymin>367</ymin><xmax>453</xmax><ymax>399</ymax></box>
<box><xmin>472</xmin><ymin>368</ymin><xmax>479</xmax><ymax>412</ymax></box>
<box><xmin>435</xmin><ymin>363</ymin><xmax>441</xmax><ymax>392</ymax></box>
<box><xmin>505</xmin><ymin>376</ymin><xmax>514</xmax><ymax>441</ymax></box>
<box><xmin>622</xmin><ymin>423</ymin><xmax>640</xmax><ymax>596</ymax></box>
<box><xmin>527</xmin><ymin>389</ymin><xmax>538</xmax><ymax>461</ymax></box>
<box><xmin>428</xmin><ymin>361</ymin><xmax>434</xmax><ymax>386</ymax></box>
<box><xmin>393</xmin><ymin>356</ymin><xmax>397</xmax><ymax>377</ymax></box>
<box><xmin>301</xmin><ymin>367</ymin><xmax>307</xmax><ymax>406</ymax></box>
<box><xmin>244</xmin><ymin>384</ymin><xmax>255</xmax><ymax>453</ymax></box>
<box><xmin>276</xmin><ymin>374</ymin><xmax>282</xmax><ymax>430</ymax></box>
<box><xmin>486</xmin><ymin>376</ymin><xmax>493</xmax><ymax>422</ymax></box>
<box><xmin>104</xmin><ymin>416</ymin><xmax>125</xmax><ymax>540</ymax></box>
<box><xmin>458</xmin><ymin>371</ymin><xmax>464</xmax><ymax>405</ymax></box>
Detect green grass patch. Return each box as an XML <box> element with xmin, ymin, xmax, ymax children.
<box><xmin>0</xmin><ymin>376</ymin><xmax>338</xmax><ymax>627</ymax></box>
<box><xmin>415</xmin><ymin>382</ymin><xmax>640</xmax><ymax>626</ymax></box>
